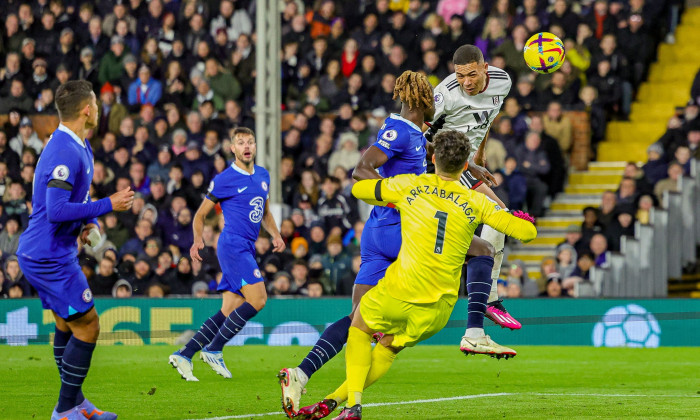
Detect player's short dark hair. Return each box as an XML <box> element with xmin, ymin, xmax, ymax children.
<box><xmin>231</xmin><ymin>127</ymin><xmax>255</xmax><ymax>140</ymax></box>
<box><xmin>433</xmin><ymin>130</ymin><xmax>472</xmax><ymax>174</ymax></box>
<box><xmin>55</xmin><ymin>80</ymin><xmax>94</xmax><ymax>121</ymax></box>
<box><xmin>453</xmin><ymin>45</ymin><xmax>484</xmax><ymax>65</ymax></box>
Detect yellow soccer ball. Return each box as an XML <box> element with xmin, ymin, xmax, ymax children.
<box><xmin>523</xmin><ymin>32</ymin><xmax>565</xmax><ymax>74</ymax></box>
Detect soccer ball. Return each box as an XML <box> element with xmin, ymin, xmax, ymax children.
<box><xmin>591</xmin><ymin>304</ymin><xmax>661</xmax><ymax>348</ymax></box>
<box><xmin>523</xmin><ymin>32</ymin><xmax>565</xmax><ymax>74</ymax></box>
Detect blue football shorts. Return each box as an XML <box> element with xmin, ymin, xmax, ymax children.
<box><xmin>216</xmin><ymin>241</ymin><xmax>264</xmax><ymax>295</ymax></box>
<box><xmin>354</xmin><ymin>221</ymin><xmax>402</xmax><ymax>286</ymax></box>
<box><xmin>17</xmin><ymin>255</ymin><xmax>94</xmax><ymax>320</ymax></box>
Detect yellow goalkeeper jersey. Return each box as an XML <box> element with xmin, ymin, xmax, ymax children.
<box><xmin>352</xmin><ymin>173</ymin><xmax>537</xmax><ymax>306</ymax></box>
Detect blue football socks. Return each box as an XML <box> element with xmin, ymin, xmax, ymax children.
<box><xmin>206</xmin><ymin>302</ymin><xmax>258</xmax><ymax>352</ymax></box>
<box><xmin>56</xmin><ymin>336</ymin><xmax>95</xmax><ymax>413</ymax></box>
<box><xmin>298</xmin><ymin>315</ymin><xmax>351</xmax><ymax>379</ymax></box>
<box><xmin>180</xmin><ymin>311</ymin><xmax>226</xmax><ymax>359</ymax></box>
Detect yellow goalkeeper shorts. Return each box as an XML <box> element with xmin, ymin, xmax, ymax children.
<box><xmin>359</xmin><ymin>280</ymin><xmax>454</xmax><ymax>348</ymax></box>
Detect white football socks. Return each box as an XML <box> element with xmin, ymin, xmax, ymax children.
<box><xmin>480</xmin><ymin>224</ymin><xmax>506</xmax><ymax>303</ymax></box>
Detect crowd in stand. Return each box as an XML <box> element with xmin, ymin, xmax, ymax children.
<box><xmin>0</xmin><ymin>0</ymin><xmax>682</xmax><ymax>300</ymax></box>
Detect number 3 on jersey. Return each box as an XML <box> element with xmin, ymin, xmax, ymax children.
<box><xmin>433</xmin><ymin>211</ymin><xmax>448</xmax><ymax>254</ymax></box>
<box><xmin>249</xmin><ymin>197</ymin><xmax>264</xmax><ymax>223</ymax></box>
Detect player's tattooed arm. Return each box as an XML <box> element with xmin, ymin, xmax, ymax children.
<box><xmin>352</xmin><ymin>145</ymin><xmax>389</xmax><ymax>181</ymax></box>
<box><xmin>262</xmin><ymin>200</ymin><xmax>285</xmax><ymax>252</ymax></box>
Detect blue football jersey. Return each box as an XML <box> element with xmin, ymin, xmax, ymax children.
<box><xmin>18</xmin><ymin>125</ymin><xmax>97</xmax><ymax>261</ymax></box>
<box><xmin>206</xmin><ymin>163</ymin><xmax>270</xmax><ymax>245</ymax></box>
<box><xmin>369</xmin><ymin>113</ymin><xmax>427</xmax><ymax>225</ymax></box>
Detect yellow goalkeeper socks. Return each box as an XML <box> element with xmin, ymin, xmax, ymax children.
<box><xmin>326</xmin><ymin>341</ymin><xmax>398</xmax><ymax>405</ymax></box>
<box><xmin>346</xmin><ymin>326</ymin><xmax>372</xmax><ymax>407</ymax></box>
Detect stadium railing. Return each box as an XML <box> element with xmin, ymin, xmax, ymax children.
<box><xmin>591</xmin><ymin>158</ymin><xmax>700</xmax><ymax>298</ymax></box>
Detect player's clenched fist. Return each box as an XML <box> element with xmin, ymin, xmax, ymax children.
<box><xmin>109</xmin><ymin>186</ymin><xmax>135</xmax><ymax>211</ymax></box>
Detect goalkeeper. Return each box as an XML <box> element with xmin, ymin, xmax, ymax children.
<box><xmin>299</xmin><ymin>129</ymin><xmax>537</xmax><ymax>420</ymax></box>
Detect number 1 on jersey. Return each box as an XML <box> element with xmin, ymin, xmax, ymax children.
<box><xmin>433</xmin><ymin>211</ymin><xmax>448</xmax><ymax>254</ymax></box>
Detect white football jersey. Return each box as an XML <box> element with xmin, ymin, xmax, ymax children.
<box><xmin>432</xmin><ymin>67</ymin><xmax>511</xmax><ymax>153</ymax></box>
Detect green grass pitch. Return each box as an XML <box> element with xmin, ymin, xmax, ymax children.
<box><xmin>1</xmin><ymin>345</ymin><xmax>699</xmax><ymax>419</ymax></box>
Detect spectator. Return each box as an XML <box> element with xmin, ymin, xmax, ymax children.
<box><xmin>589</xmin><ymin>60</ymin><xmax>622</xmax><ymax>116</ymax></box>
<box><xmin>581</xmin><ymin>206</ymin><xmax>604</xmax><ymax>248</ymax></box>
<box><xmin>562</xmin><ymin>251</ymin><xmax>595</xmax><ymax>294</ymax></box>
<box><xmin>556</xmin><ymin>244</ymin><xmax>578</xmax><ymax>279</ymax></box>
<box><xmin>549</xmin><ymin>0</ymin><xmax>580</xmax><ymax>39</ymax></box>
<box><xmin>0</xmin><ymin>80</ymin><xmax>33</xmax><ymax>114</ymax></box>
<box><xmin>2</xmin><ymin>256</ymin><xmax>32</xmax><ymax>297</ymax></box>
<box><xmin>515</xmin><ymin>132</ymin><xmax>550</xmax><ymax>217</ymax></box>
<box><xmin>290</xmin><ymin>259</ymin><xmax>310</xmax><ymax>295</ymax></box>
<box><xmin>164</xmin><ymin>207</ymin><xmax>194</xmax><ymax>255</ymax></box>
<box><xmin>542</xmin><ymin>277</ymin><xmax>566</xmax><ymax>298</ymax></box>
<box><xmin>120</xmin><ymin>219</ymin><xmax>153</xmax><ymax>257</ymax></box>
<box><xmin>604</xmin><ymin>206</ymin><xmax>634</xmax><ymax>252</ymax></box>
<box><xmin>588</xmin><ymin>233</ymin><xmax>611</xmax><ymax>268</ymax></box>
<box><xmin>572</xmin><ymin>85</ymin><xmax>606</xmax><ymax>146</ymax></box>
<box><xmin>91</xmin><ymin>256</ymin><xmax>119</xmax><ymax>296</ymax></box>
<box><xmin>290</xmin><ymin>237</ymin><xmax>310</xmax><ymax>261</ymax></box>
<box><xmin>598</xmin><ymin>191</ymin><xmax>618</xmax><ymax>230</ymax></box>
<box><xmin>128</xmin><ymin>65</ymin><xmax>163</xmax><ymax>106</ymax></box>
<box><xmin>559</xmin><ymin>224</ymin><xmax>585</xmax><ymax>256</ymax></box>
<box><xmin>371</xmin><ymin>73</ymin><xmax>400</xmax><ymax>114</ymax></box>
<box><xmin>475</xmin><ymin>17</ymin><xmax>506</xmax><ymax>60</ymax></box>
<box><xmin>635</xmin><ymin>194</ymin><xmax>657</xmax><ymax>225</ymax></box>
<box><xmin>529</xmin><ymin>114</ymin><xmax>566</xmax><ymax>197</ymax></box>
<box><xmin>0</xmin><ymin>216</ymin><xmax>21</xmax><ymax>256</ymax></box>
<box><xmin>543</xmin><ymin>101</ymin><xmax>572</xmax><ymax>157</ymax></box>
<box><xmin>163</xmin><ymin>256</ymin><xmax>195</xmax><ymax>295</ymax></box>
<box><xmin>112</xmin><ymin>279</ymin><xmax>133</xmax><ymax>298</ymax></box>
<box><xmin>616</xmin><ymin>176</ymin><xmax>638</xmax><ymax>205</ymax></box>
<box><xmin>269</xmin><ymin>271</ymin><xmax>292</xmax><ymax>296</ymax></box>
<box><xmin>337</xmin><ymin>251</ymin><xmax>361</xmax><ymax>296</ymax></box>
<box><xmin>494</xmin><ymin>24</ymin><xmax>529</xmax><ymax>75</ymax></box>
<box><xmin>499</xmin><ymin>156</ymin><xmax>527</xmax><ymax>211</ymax></box>
<box><xmin>321</xmin><ymin>234</ymin><xmax>351</xmax><ymax>294</ymax></box>
<box><xmin>98</xmin><ymin>35</ymin><xmax>127</xmax><ymax>85</ymax></box>
<box><xmin>307</xmin><ymin>280</ymin><xmax>324</xmax><ymax>297</ymax></box>
<box><xmin>654</xmin><ymin>162</ymin><xmax>683</xmax><ymax>203</ymax></box>
<box><xmin>9</xmin><ymin>117</ymin><xmax>42</xmax><ymax>156</ymax></box>
<box><xmin>147</xmin><ymin>282</ymin><xmax>167</xmax><ymax>298</ymax></box>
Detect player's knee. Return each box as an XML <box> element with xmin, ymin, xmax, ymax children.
<box><xmin>485</xmin><ymin>242</ymin><xmax>496</xmax><ymax>258</ymax></box>
<box><xmin>249</xmin><ymin>295</ymin><xmax>267</xmax><ymax>311</ymax></box>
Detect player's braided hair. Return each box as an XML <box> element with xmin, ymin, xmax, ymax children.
<box><xmin>433</xmin><ymin>130</ymin><xmax>473</xmax><ymax>174</ymax></box>
<box><xmin>393</xmin><ymin>70</ymin><xmax>433</xmax><ymax>111</ymax></box>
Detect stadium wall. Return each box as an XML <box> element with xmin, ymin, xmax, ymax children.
<box><xmin>0</xmin><ymin>298</ymin><xmax>698</xmax><ymax>348</ymax></box>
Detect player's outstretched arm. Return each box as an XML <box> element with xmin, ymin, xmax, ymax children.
<box><xmin>352</xmin><ymin>146</ymin><xmax>389</xmax><ymax>181</ymax></box>
<box><xmin>262</xmin><ymin>200</ymin><xmax>285</xmax><ymax>252</ymax></box>
<box><xmin>482</xmin><ymin>209</ymin><xmax>537</xmax><ymax>243</ymax></box>
<box><xmin>351</xmin><ymin>178</ymin><xmax>403</xmax><ymax>207</ymax></box>
<box><xmin>190</xmin><ymin>197</ymin><xmax>215</xmax><ymax>261</ymax></box>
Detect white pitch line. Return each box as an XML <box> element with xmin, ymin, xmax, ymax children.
<box><xmin>185</xmin><ymin>392</ymin><xmax>700</xmax><ymax>420</ymax></box>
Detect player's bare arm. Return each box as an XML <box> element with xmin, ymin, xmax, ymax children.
<box><xmin>352</xmin><ymin>146</ymin><xmax>389</xmax><ymax>181</ymax></box>
<box><xmin>190</xmin><ymin>197</ymin><xmax>216</xmax><ymax>261</ymax></box>
<box><xmin>262</xmin><ymin>199</ymin><xmax>285</xmax><ymax>252</ymax></box>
